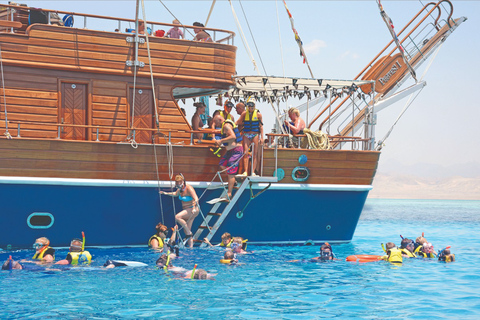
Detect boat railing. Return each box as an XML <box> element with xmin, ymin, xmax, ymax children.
<box><xmin>309</xmin><ymin>0</ymin><xmax>457</xmax><ymax>150</ymax></box>
<box><xmin>266</xmin><ymin>133</ymin><xmax>369</xmax><ymax>150</ymax></box>
<box><xmin>0</xmin><ymin>3</ymin><xmax>235</xmax><ymax>45</ymax></box>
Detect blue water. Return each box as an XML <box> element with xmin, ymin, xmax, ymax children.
<box><xmin>1</xmin><ymin>199</ymin><xmax>479</xmax><ymax>319</ymax></box>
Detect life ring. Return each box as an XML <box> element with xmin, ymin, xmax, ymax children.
<box><xmin>220</xmin><ymin>259</ymin><xmax>235</xmax><ymax>264</ymax></box>
<box><xmin>346</xmin><ymin>255</ymin><xmax>382</xmax><ymax>263</ymax></box>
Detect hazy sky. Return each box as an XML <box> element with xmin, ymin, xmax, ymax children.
<box><xmin>24</xmin><ymin>1</ymin><xmax>480</xmax><ymax>172</ymax></box>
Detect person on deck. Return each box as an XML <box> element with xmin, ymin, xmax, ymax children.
<box><xmin>167</xmin><ymin>19</ymin><xmax>184</xmax><ymax>39</ymax></box>
<box><xmin>192</xmin><ymin>22</ymin><xmax>213</xmax><ymax>42</ymax></box>
<box><xmin>237</xmin><ymin>101</ymin><xmax>263</xmax><ymax>176</ymax></box>
<box><xmin>283</xmin><ymin>107</ymin><xmax>306</xmax><ymax>148</ymax></box>
<box><xmin>209</xmin><ymin>109</ymin><xmax>222</xmax><ymax>141</ymax></box>
<box><xmin>220</xmin><ymin>101</ymin><xmax>235</xmax><ymax>122</ymax></box>
<box><xmin>213</xmin><ymin>115</ymin><xmax>244</xmax><ymax>201</ymax></box>
<box><xmin>31</xmin><ymin>237</ymin><xmax>55</xmax><ymax>263</ymax></box>
<box><xmin>235</xmin><ymin>101</ymin><xmax>246</xmax><ymax>128</ymax></box>
<box><xmin>160</xmin><ymin>174</ymin><xmax>199</xmax><ymax>248</ymax></box>
<box><xmin>192</xmin><ymin>102</ymin><xmax>206</xmax><ymax>140</ymax></box>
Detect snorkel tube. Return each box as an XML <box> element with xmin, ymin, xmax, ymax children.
<box><xmin>164</xmin><ymin>251</ymin><xmax>171</xmax><ymax>271</ymax></box>
<box><xmin>82</xmin><ymin>231</ymin><xmax>85</xmax><ymax>251</ymax></box>
<box><xmin>191</xmin><ymin>264</ymin><xmax>197</xmax><ymax>279</ymax></box>
<box><xmin>381</xmin><ymin>243</ymin><xmax>386</xmax><ymax>253</ymax></box>
<box><xmin>8</xmin><ymin>255</ymin><xmax>12</xmax><ymax>270</ymax></box>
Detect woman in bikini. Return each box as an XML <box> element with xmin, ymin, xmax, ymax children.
<box><xmin>160</xmin><ymin>174</ymin><xmax>199</xmax><ymax>248</ymax></box>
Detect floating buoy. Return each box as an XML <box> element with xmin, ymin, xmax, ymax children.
<box><xmin>346</xmin><ymin>255</ymin><xmax>382</xmax><ymax>263</ymax></box>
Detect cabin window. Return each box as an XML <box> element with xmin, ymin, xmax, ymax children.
<box><xmin>292</xmin><ymin>166</ymin><xmax>310</xmax><ymax>182</ymax></box>
<box><xmin>27</xmin><ymin>212</ymin><xmax>54</xmax><ymax>229</ymax></box>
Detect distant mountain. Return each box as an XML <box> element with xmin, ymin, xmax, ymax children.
<box><xmin>369</xmin><ymin>173</ymin><xmax>480</xmax><ymax>200</ymax></box>
<box><xmin>376</xmin><ymin>160</ymin><xmax>480</xmax><ymax>179</ymax></box>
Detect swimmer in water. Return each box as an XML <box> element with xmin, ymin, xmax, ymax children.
<box><xmin>311</xmin><ymin>243</ymin><xmax>338</xmax><ymax>261</ymax></box>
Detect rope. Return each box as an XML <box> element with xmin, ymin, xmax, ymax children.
<box><xmin>0</xmin><ymin>45</ymin><xmax>11</xmax><ymax>139</ymax></box>
<box><xmin>152</xmin><ymin>136</ymin><xmax>165</xmax><ymax>225</ymax></box>
<box><xmin>141</xmin><ymin>0</ymin><xmax>160</xmax><ymax>131</ymax></box>
<box><xmin>301</xmin><ymin>128</ymin><xmax>331</xmax><ymax>150</ymax></box>
<box><xmin>205</xmin><ymin>0</ymin><xmax>216</xmax><ymax>26</ymax></box>
<box><xmin>376</xmin><ymin>41</ymin><xmax>444</xmax><ymax>150</ymax></box>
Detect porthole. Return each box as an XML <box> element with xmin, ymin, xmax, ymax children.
<box><xmin>138</xmin><ymin>89</ymin><xmax>143</xmax><ymax>94</ymax></box>
<box><xmin>27</xmin><ymin>212</ymin><xmax>54</xmax><ymax>229</ymax></box>
<box><xmin>326</xmin><ymin>225</ymin><xmax>331</xmax><ymax>231</ymax></box>
<box><xmin>292</xmin><ymin>166</ymin><xmax>310</xmax><ymax>182</ymax></box>
<box><xmin>71</xmin><ymin>84</ymin><xmax>76</xmax><ymax>89</ymax></box>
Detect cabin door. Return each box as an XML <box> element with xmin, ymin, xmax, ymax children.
<box><xmin>129</xmin><ymin>88</ymin><xmax>154</xmax><ymax>144</ymax></box>
<box><xmin>60</xmin><ymin>83</ymin><xmax>87</xmax><ymax>140</ymax></box>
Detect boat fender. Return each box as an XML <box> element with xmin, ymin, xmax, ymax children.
<box><xmin>298</xmin><ymin>154</ymin><xmax>308</xmax><ymax>165</ymax></box>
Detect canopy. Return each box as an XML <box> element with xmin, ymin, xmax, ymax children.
<box><xmin>230</xmin><ymin>75</ymin><xmax>374</xmax><ymax>101</ymax></box>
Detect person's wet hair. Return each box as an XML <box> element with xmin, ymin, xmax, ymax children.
<box><xmin>156</xmin><ymin>254</ymin><xmax>168</xmax><ymax>267</ymax></box>
<box><xmin>385</xmin><ymin>242</ymin><xmax>396</xmax><ymax>250</ymax></box>
<box><xmin>224</xmin><ymin>250</ymin><xmax>235</xmax><ymax>260</ymax></box>
<box><xmin>193</xmin><ymin>269</ymin><xmax>208</xmax><ymax>279</ymax></box>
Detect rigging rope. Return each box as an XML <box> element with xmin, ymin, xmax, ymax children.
<box><xmin>141</xmin><ymin>0</ymin><xmax>160</xmax><ymax>131</ymax></box>
<box><xmin>0</xmin><ymin>45</ymin><xmax>11</xmax><ymax>139</ymax></box>
<box><xmin>228</xmin><ymin>0</ymin><xmax>286</xmax><ymax>134</ymax></box>
<box><xmin>375</xmin><ymin>41</ymin><xmax>444</xmax><ymax>150</ymax></box>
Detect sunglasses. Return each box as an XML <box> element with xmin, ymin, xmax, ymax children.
<box><xmin>246</xmin><ymin>102</ymin><xmax>255</xmax><ymax>107</ymax></box>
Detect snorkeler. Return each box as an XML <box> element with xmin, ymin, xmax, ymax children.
<box><xmin>183</xmin><ymin>266</ymin><xmax>215</xmax><ymax>280</ymax></box>
<box><xmin>399</xmin><ymin>238</ymin><xmax>417</xmax><ymax>258</ymax></box>
<box><xmin>438</xmin><ymin>246</ymin><xmax>455</xmax><ymax>262</ymax></box>
<box><xmin>203</xmin><ymin>232</ymin><xmax>233</xmax><ymax>247</ymax></box>
<box><xmin>56</xmin><ymin>234</ymin><xmax>92</xmax><ymax>265</ymax></box>
<box><xmin>31</xmin><ymin>237</ymin><xmax>55</xmax><ymax>263</ymax></box>
<box><xmin>381</xmin><ymin>242</ymin><xmax>403</xmax><ymax>264</ymax></box>
<box><xmin>220</xmin><ymin>249</ymin><xmax>239</xmax><ymax>265</ymax></box>
<box><xmin>311</xmin><ymin>243</ymin><xmax>338</xmax><ymax>261</ymax></box>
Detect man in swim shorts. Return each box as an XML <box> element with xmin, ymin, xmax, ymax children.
<box><xmin>236</xmin><ymin>101</ymin><xmax>263</xmax><ymax>176</ymax></box>
<box><xmin>213</xmin><ymin>115</ymin><xmax>244</xmax><ymax>200</ymax></box>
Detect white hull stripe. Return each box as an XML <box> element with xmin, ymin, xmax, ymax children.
<box><xmin>0</xmin><ymin>176</ymin><xmax>373</xmax><ymax>192</ymax></box>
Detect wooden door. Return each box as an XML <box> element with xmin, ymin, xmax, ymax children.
<box><xmin>60</xmin><ymin>83</ymin><xmax>87</xmax><ymax>140</ymax></box>
<box><xmin>130</xmin><ymin>88</ymin><xmax>154</xmax><ymax>144</ymax></box>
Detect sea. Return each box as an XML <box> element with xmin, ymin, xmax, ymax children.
<box><xmin>1</xmin><ymin>199</ymin><xmax>479</xmax><ymax>319</ymax></box>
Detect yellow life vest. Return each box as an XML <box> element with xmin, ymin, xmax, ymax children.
<box><xmin>148</xmin><ymin>235</ymin><xmax>164</xmax><ymax>248</ymax></box>
<box><xmin>417</xmin><ymin>251</ymin><xmax>436</xmax><ymax>258</ymax></box>
<box><xmin>383</xmin><ymin>248</ymin><xmax>403</xmax><ymax>264</ymax></box>
<box><xmin>220</xmin><ymin>110</ymin><xmax>233</xmax><ymax>121</ymax></box>
<box><xmin>32</xmin><ymin>246</ymin><xmax>54</xmax><ymax>261</ymax></box>
<box><xmin>219</xmin><ymin>239</ymin><xmax>233</xmax><ymax>248</ymax></box>
<box><xmin>68</xmin><ymin>251</ymin><xmax>92</xmax><ymax>265</ymax></box>
<box><xmin>401</xmin><ymin>248</ymin><xmax>416</xmax><ymax>258</ymax></box>
<box><xmin>444</xmin><ymin>254</ymin><xmax>455</xmax><ymax>262</ymax></box>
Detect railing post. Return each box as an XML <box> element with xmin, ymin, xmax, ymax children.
<box><xmin>250</xmin><ymin>143</ymin><xmax>254</xmax><ymax>175</ymax></box>
<box><xmin>57</xmin><ymin>126</ymin><xmax>61</xmax><ymax>139</ymax></box>
<box><xmin>17</xmin><ymin>124</ymin><xmax>21</xmax><ymax>138</ymax></box>
<box><xmin>168</xmin><ymin>131</ymin><xmax>171</xmax><ymax>144</ymax></box>
<box><xmin>96</xmin><ymin>127</ymin><xmax>99</xmax><ymax>141</ymax></box>
<box><xmin>190</xmin><ymin>133</ymin><xmax>193</xmax><ymax>145</ymax></box>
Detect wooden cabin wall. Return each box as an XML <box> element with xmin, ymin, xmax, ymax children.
<box><xmin>263</xmin><ymin>149</ymin><xmax>380</xmax><ymax>185</ymax></box>
<box><xmin>0</xmin><ymin>65</ymin><xmax>193</xmax><ymax>143</ymax></box>
<box><xmin>0</xmin><ymin>24</ymin><xmax>235</xmax><ymax>84</ymax></box>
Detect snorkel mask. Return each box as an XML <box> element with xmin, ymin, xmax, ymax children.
<box><xmin>70</xmin><ymin>239</ymin><xmax>83</xmax><ymax>252</ymax></box>
<box><xmin>33</xmin><ymin>242</ymin><xmax>43</xmax><ymax>250</ymax></box>
<box><xmin>320</xmin><ymin>243</ymin><xmax>333</xmax><ymax>260</ymax></box>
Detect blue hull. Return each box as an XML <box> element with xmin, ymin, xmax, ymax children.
<box><xmin>0</xmin><ymin>177</ymin><xmax>370</xmax><ymax>248</ymax></box>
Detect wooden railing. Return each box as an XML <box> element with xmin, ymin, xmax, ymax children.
<box><xmin>0</xmin><ymin>3</ymin><xmax>235</xmax><ymax>44</ymax></box>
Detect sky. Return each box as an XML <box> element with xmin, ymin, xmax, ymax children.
<box><xmin>18</xmin><ymin>0</ymin><xmax>480</xmax><ymax>175</ymax></box>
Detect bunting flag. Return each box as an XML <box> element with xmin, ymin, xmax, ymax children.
<box><xmin>282</xmin><ymin>0</ymin><xmax>314</xmax><ymax>78</ymax></box>
<box><xmin>377</xmin><ymin>0</ymin><xmax>417</xmax><ymax>82</ymax></box>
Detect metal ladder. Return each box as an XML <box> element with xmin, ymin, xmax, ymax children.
<box><xmin>192</xmin><ymin>176</ymin><xmax>277</xmax><ymax>247</ymax></box>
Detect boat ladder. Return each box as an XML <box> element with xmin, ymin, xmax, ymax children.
<box><xmin>192</xmin><ymin>175</ymin><xmax>277</xmax><ymax>247</ymax></box>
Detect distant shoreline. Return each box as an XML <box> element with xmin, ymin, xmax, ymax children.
<box><xmin>368</xmin><ymin>173</ymin><xmax>480</xmax><ymax>200</ymax></box>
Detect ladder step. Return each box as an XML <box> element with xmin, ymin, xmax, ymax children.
<box><xmin>207</xmin><ymin>212</ymin><xmax>222</xmax><ymax>216</ymax></box>
<box><xmin>193</xmin><ymin>239</ymin><xmax>203</xmax><ymax>243</ymax></box>
<box><xmin>198</xmin><ymin>226</ymin><xmax>212</xmax><ymax>229</ymax></box>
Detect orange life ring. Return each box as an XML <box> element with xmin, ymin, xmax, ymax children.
<box><xmin>346</xmin><ymin>254</ymin><xmax>382</xmax><ymax>262</ymax></box>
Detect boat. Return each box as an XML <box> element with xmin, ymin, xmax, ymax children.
<box><xmin>0</xmin><ymin>1</ymin><xmax>465</xmax><ymax>248</ymax></box>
